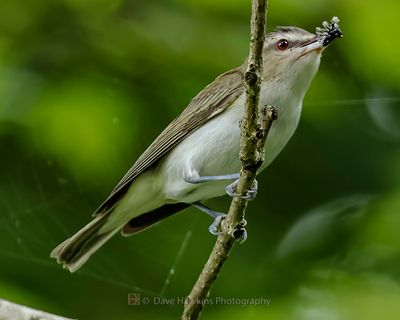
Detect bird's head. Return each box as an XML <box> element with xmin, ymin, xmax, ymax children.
<box><xmin>261</xmin><ymin>17</ymin><xmax>342</xmax><ymax>96</ymax></box>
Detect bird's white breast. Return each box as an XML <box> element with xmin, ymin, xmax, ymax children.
<box><xmin>159</xmin><ymin>81</ymin><xmax>303</xmax><ymax>203</ymax></box>
<box><xmin>258</xmin><ymin>81</ymin><xmax>303</xmax><ymax>170</ymax></box>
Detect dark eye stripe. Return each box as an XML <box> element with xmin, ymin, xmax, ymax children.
<box><xmin>265</xmin><ymin>37</ymin><xmax>316</xmax><ymax>50</ymax></box>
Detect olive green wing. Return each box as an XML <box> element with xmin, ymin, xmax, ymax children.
<box><xmin>94</xmin><ymin>67</ymin><xmax>245</xmax><ymax>214</ymax></box>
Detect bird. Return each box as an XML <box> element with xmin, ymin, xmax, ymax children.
<box><xmin>51</xmin><ymin>18</ymin><xmax>342</xmax><ymax>272</ymax></box>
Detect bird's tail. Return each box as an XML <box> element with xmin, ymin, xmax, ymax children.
<box><xmin>50</xmin><ymin>213</ymin><xmax>119</xmax><ymax>273</ymax></box>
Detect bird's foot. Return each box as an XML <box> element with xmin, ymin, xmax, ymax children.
<box><xmin>193</xmin><ymin>202</ymin><xmax>247</xmax><ymax>242</ymax></box>
<box><xmin>208</xmin><ymin>214</ymin><xmax>226</xmax><ymax>235</ymax></box>
<box><xmin>209</xmin><ymin>214</ymin><xmax>247</xmax><ymax>243</ymax></box>
<box><xmin>225</xmin><ymin>178</ymin><xmax>258</xmax><ymax>200</ymax></box>
<box><xmin>233</xmin><ymin>219</ymin><xmax>248</xmax><ymax>243</ymax></box>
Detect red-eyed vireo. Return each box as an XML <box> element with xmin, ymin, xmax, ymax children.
<box><xmin>51</xmin><ymin>17</ymin><xmax>342</xmax><ymax>272</ymax></box>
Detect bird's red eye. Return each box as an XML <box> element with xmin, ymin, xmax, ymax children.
<box><xmin>276</xmin><ymin>39</ymin><xmax>289</xmax><ymax>51</ymax></box>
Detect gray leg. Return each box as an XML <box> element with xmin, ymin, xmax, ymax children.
<box><xmin>185</xmin><ymin>172</ymin><xmax>258</xmax><ymax>201</ymax></box>
<box><xmin>226</xmin><ymin>178</ymin><xmax>258</xmax><ymax>200</ymax></box>
<box><xmin>193</xmin><ymin>202</ymin><xmax>248</xmax><ymax>242</ymax></box>
<box><xmin>185</xmin><ymin>173</ymin><xmax>239</xmax><ymax>184</ymax></box>
<box><xmin>193</xmin><ymin>202</ymin><xmax>226</xmax><ymax>235</ymax></box>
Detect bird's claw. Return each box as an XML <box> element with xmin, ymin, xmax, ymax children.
<box><xmin>225</xmin><ymin>179</ymin><xmax>258</xmax><ymax>201</ymax></box>
<box><xmin>208</xmin><ymin>215</ymin><xmax>248</xmax><ymax>243</ymax></box>
<box><xmin>233</xmin><ymin>219</ymin><xmax>248</xmax><ymax>243</ymax></box>
<box><xmin>234</xmin><ymin>228</ymin><xmax>247</xmax><ymax>243</ymax></box>
<box><xmin>208</xmin><ymin>214</ymin><xmax>226</xmax><ymax>235</ymax></box>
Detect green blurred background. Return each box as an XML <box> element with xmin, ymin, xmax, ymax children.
<box><xmin>1</xmin><ymin>0</ymin><xmax>399</xmax><ymax>319</ymax></box>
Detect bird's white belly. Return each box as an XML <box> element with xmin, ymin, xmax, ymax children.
<box><xmin>159</xmin><ymin>90</ymin><xmax>302</xmax><ymax>203</ymax></box>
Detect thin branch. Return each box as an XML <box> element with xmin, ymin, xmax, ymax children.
<box><xmin>182</xmin><ymin>1</ymin><xmax>274</xmax><ymax>319</ymax></box>
<box><xmin>0</xmin><ymin>299</ymin><xmax>75</xmax><ymax>320</ymax></box>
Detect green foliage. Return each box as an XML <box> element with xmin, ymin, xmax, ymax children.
<box><xmin>0</xmin><ymin>1</ymin><xmax>399</xmax><ymax>319</ymax></box>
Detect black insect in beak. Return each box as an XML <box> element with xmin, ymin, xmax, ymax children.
<box><xmin>316</xmin><ymin>16</ymin><xmax>343</xmax><ymax>47</ymax></box>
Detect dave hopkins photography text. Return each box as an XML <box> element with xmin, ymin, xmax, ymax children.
<box><xmin>128</xmin><ymin>293</ymin><xmax>271</xmax><ymax>307</ymax></box>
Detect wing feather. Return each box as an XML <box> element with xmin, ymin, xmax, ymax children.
<box><xmin>94</xmin><ymin>66</ymin><xmax>245</xmax><ymax>214</ymax></box>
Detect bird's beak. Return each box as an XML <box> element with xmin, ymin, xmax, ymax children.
<box><xmin>296</xmin><ymin>37</ymin><xmax>324</xmax><ymax>60</ymax></box>
<box><xmin>300</xmin><ymin>37</ymin><xmax>324</xmax><ymax>51</ymax></box>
